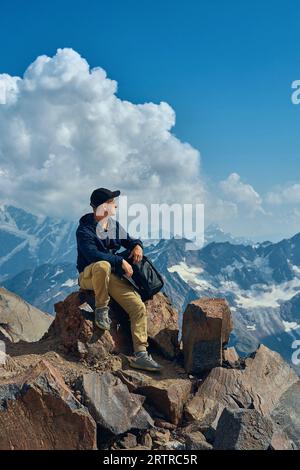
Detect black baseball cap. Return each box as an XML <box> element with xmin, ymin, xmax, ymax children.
<box><xmin>90</xmin><ymin>188</ymin><xmax>121</xmax><ymax>208</ymax></box>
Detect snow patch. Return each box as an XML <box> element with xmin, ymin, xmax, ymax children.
<box><xmin>61</xmin><ymin>278</ymin><xmax>78</xmax><ymax>288</ymax></box>
<box><xmin>282</xmin><ymin>320</ymin><xmax>300</xmax><ymax>333</ymax></box>
<box><xmin>168</xmin><ymin>262</ymin><xmax>212</xmax><ymax>290</ymax></box>
<box><xmin>51</xmin><ymin>268</ymin><xmax>63</xmax><ymax>278</ymax></box>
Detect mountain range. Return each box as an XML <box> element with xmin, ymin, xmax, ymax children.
<box><xmin>1</xmin><ymin>204</ymin><xmax>299</xmax><ymax>374</ymax></box>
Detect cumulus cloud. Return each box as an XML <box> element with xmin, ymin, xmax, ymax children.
<box><xmin>0</xmin><ymin>48</ymin><xmax>203</xmax><ymax>219</ymax></box>
<box><xmin>219</xmin><ymin>172</ymin><xmax>265</xmax><ymax>215</ymax></box>
<box><xmin>1</xmin><ymin>48</ymin><xmax>298</xmax><ymax>242</ymax></box>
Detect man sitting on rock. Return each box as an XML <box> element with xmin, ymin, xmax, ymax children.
<box><xmin>76</xmin><ymin>187</ymin><xmax>162</xmax><ymax>372</ymax></box>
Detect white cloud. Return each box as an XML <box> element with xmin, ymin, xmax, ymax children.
<box><xmin>219</xmin><ymin>172</ymin><xmax>265</xmax><ymax>215</ymax></box>
<box><xmin>0</xmin><ymin>48</ymin><xmax>203</xmax><ymax>218</ymax></box>
<box><xmin>265</xmin><ymin>183</ymin><xmax>300</xmax><ymax>205</ymax></box>
<box><xmin>0</xmin><ymin>48</ymin><xmax>298</xmax><ymax>242</ymax></box>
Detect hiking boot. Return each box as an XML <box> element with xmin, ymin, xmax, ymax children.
<box><xmin>94</xmin><ymin>307</ymin><xmax>111</xmax><ymax>331</ymax></box>
<box><xmin>130</xmin><ymin>351</ymin><xmax>163</xmax><ymax>372</ymax></box>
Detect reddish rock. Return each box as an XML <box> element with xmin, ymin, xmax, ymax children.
<box><xmin>182</xmin><ymin>298</ymin><xmax>233</xmax><ymax>374</ymax></box>
<box><xmin>140</xmin><ymin>431</ymin><xmax>153</xmax><ymax>448</ymax></box>
<box><xmin>49</xmin><ymin>290</ymin><xmax>179</xmax><ymax>362</ymax></box>
<box><xmin>145</xmin><ymin>293</ymin><xmax>179</xmax><ymax>359</ymax></box>
<box><xmin>154</xmin><ymin>418</ymin><xmax>177</xmax><ymax>430</ymax></box>
<box><xmin>48</xmin><ymin>291</ymin><xmax>125</xmax><ymax>362</ymax></box>
<box><xmin>149</xmin><ymin>427</ymin><xmax>171</xmax><ymax>445</ymax></box>
<box><xmin>119</xmin><ymin>433</ymin><xmax>138</xmax><ymax>449</ymax></box>
<box><xmin>0</xmin><ymin>360</ymin><xmax>97</xmax><ymax>450</ymax></box>
<box><xmin>270</xmin><ymin>428</ymin><xmax>295</xmax><ymax>450</ymax></box>
<box><xmin>115</xmin><ymin>368</ymin><xmax>191</xmax><ymax>425</ymax></box>
<box><xmin>185</xmin><ymin>431</ymin><xmax>213</xmax><ymax>450</ymax></box>
<box><xmin>184</xmin><ymin>344</ymin><xmax>299</xmax><ymax>440</ymax></box>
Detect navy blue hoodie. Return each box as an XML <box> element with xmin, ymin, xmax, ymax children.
<box><xmin>76</xmin><ymin>213</ymin><xmax>143</xmax><ymax>276</ymax></box>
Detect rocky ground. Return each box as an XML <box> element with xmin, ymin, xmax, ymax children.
<box><xmin>0</xmin><ymin>286</ymin><xmax>299</xmax><ymax>450</ymax></box>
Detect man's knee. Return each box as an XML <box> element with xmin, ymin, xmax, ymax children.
<box><xmin>129</xmin><ymin>296</ymin><xmax>147</xmax><ymax>319</ymax></box>
<box><xmin>92</xmin><ymin>260</ymin><xmax>111</xmax><ymax>276</ymax></box>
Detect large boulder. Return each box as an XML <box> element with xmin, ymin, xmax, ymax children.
<box><xmin>115</xmin><ymin>362</ymin><xmax>192</xmax><ymax>425</ymax></box>
<box><xmin>145</xmin><ymin>293</ymin><xmax>179</xmax><ymax>359</ymax></box>
<box><xmin>48</xmin><ymin>289</ymin><xmax>179</xmax><ymax>363</ymax></box>
<box><xmin>79</xmin><ymin>371</ymin><xmax>154</xmax><ymax>438</ymax></box>
<box><xmin>0</xmin><ymin>360</ymin><xmax>97</xmax><ymax>450</ymax></box>
<box><xmin>214</xmin><ymin>409</ymin><xmax>274</xmax><ymax>450</ymax></box>
<box><xmin>182</xmin><ymin>298</ymin><xmax>233</xmax><ymax>374</ymax></box>
<box><xmin>0</xmin><ymin>287</ymin><xmax>53</xmax><ymax>343</ymax></box>
<box><xmin>47</xmin><ymin>290</ymin><xmax>122</xmax><ymax>363</ymax></box>
<box><xmin>184</xmin><ymin>344</ymin><xmax>300</xmax><ymax>447</ymax></box>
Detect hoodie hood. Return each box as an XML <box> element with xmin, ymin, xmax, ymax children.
<box><xmin>79</xmin><ymin>213</ymin><xmax>97</xmax><ymax>226</ymax></box>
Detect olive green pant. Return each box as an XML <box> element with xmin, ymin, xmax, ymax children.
<box><xmin>78</xmin><ymin>260</ymin><xmax>148</xmax><ymax>353</ymax></box>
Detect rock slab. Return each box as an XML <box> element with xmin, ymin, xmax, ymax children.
<box><xmin>80</xmin><ymin>371</ymin><xmax>154</xmax><ymax>437</ymax></box>
<box><xmin>182</xmin><ymin>298</ymin><xmax>233</xmax><ymax>374</ymax></box>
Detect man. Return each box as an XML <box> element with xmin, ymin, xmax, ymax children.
<box><xmin>76</xmin><ymin>187</ymin><xmax>163</xmax><ymax>372</ymax></box>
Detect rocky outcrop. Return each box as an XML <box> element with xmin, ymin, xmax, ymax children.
<box><xmin>214</xmin><ymin>409</ymin><xmax>274</xmax><ymax>450</ymax></box>
<box><xmin>48</xmin><ymin>290</ymin><xmax>116</xmax><ymax>364</ymax></box>
<box><xmin>48</xmin><ymin>289</ymin><xmax>179</xmax><ymax>364</ymax></box>
<box><xmin>184</xmin><ymin>344</ymin><xmax>299</xmax><ymax>447</ymax></box>
<box><xmin>0</xmin><ymin>360</ymin><xmax>97</xmax><ymax>450</ymax></box>
<box><xmin>79</xmin><ymin>371</ymin><xmax>154</xmax><ymax>438</ymax></box>
<box><xmin>185</xmin><ymin>345</ymin><xmax>298</xmax><ymax>417</ymax></box>
<box><xmin>0</xmin><ymin>287</ymin><xmax>53</xmax><ymax>343</ymax></box>
<box><xmin>182</xmin><ymin>298</ymin><xmax>233</xmax><ymax>374</ymax></box>
<box><xmin>0</xmin><ymin>287</ymin><xmax>299</xmax><ymax>450</ymax></box>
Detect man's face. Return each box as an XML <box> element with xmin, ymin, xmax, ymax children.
<box><xmin>95</xmin><ymin>198</ymin><xmax>117</xmax><ymax>218</ymax></box>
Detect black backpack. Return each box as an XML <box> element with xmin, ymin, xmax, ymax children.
<box><xmin>121</xmin><ymin>249</ymin><xmax>164</xmax><ymax>301</ymax></box>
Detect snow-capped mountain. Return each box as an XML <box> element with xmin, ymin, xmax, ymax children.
<box><xmin>1</xmin><ymin>204</ymin><xmax>299</xmax><ymax>374</ymax></box>
<box><xmin>204</xmin><ymin>223</ymin><xmax>254</xmax><ymax>246</ymax></box>
<box><xmin>3</xmin><ymin>262</ymin><xmax>78</xmax><ymax>314</ymax></box>
<box><xmin>144</xmin><ymin>234</ymin><xmax>300</xmax><ymax>374</ymax></box>
<box><xmin>0</xmin><ymin>204</ymin><xmax>252</xmax><ymax>281</ymax></box>
<box><xmin>142</xmin><ymin>223</ymin><xmax>254</xmax><ymax>248</ymax></box>
<box><xmin>0</xmin><ymin>204</ymin><xmax>77</xmax><ymax>281</ymax></box>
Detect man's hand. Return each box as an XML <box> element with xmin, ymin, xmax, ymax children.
<box><xmin>122</xmin><ymin>259</ymin><xmax>134</xmax><ymax>277</ymax></box>
<box><xmin>128</xmin><ymin>244</ymin><xmax>143</xmax><ymax>264</ymax></box>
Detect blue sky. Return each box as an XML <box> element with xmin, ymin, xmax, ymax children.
<box><xmin>0</xmin><ymin>0</ymin><xmax>299</xmax><ymax>240</ymax></box>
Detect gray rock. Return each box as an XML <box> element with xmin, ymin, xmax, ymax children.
<box><xmin>0</xmin><ymin>287</ymin><xmax>53</xmax><ymax>343</ymax></box>
<box><xmin>270</xmin><ymin>426</ymin><xmax>296</xmax><ymax>450</ymax></box>
<box><xmin>214</xmin><ymin>408</ymin><xmax>274</xmax><ymax>450</ymax></box>
<box><xmin>80</xmin><ymin>371</ymin><xmax>154</xmax><ymax>436</ymax></box>
<box><xmin>184</xmin><ymin>344</ymin><xmax>299</xmax><ymax>432</ymax></box>
<box><xmin>270</xmin><ymin>381</ymin><xmax>300</xmax><ymax>449</ymax></box>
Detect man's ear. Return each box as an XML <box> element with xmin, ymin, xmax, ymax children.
<box><xmin>96</xmin><ymin>204</ymin><xmax>107</xmax><ymax>216</ymax></box>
